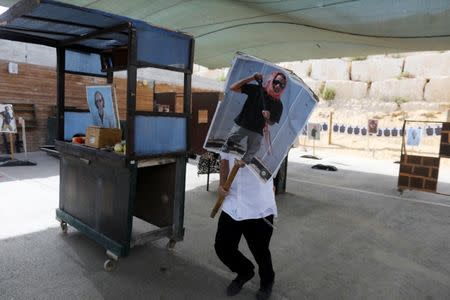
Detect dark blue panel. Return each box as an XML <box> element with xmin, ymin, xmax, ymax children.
<box><xmin>3</xmin><ymin>28</ymin><xmax>69</xmax><ymax>41</ymax></box>
<box><xmin>78</xmin><ymin>38</ymin><xmax>126</xmax><ymax>50</ymax></box>
<box><xmin>134</xmin><ymin>116</ymin><xmax>186</xmax><ymax>155</ymax></box>
<box><xmin>64</xmin><ymin>111</ymin><xmax>93</xmax><ymax>140</ymax></box>
<box><xmin>65</xmin><ymin>50</ymin><xmax>105</xmax><ymax>76</ymax></box>
<box><xmin>31</xmin><ymin>2</ymin><xmax>124</xmax><ymax>29</ymax></box>
<box><xmin>137</xmin><ymin>29</ymin><xmax>191</xmax><ymax>69</ymax></box>
<box><xmin>11</xmin><ymin>18</ymin><xmax>90</xmax><ymax>36</ymax></box>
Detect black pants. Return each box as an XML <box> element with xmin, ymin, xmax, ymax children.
<box><xmin>214</xmin><ymin>211</ymin><xmax>275</xmax><ymax>287</ymax></box>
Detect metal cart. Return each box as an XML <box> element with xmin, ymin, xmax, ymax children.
<box><xmin>0</xmin><ymin>0</ymin><xmax>194</xmax><ymax>271</ymax></box>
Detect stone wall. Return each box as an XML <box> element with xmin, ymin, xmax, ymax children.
<box><xmin>281</xmin><ymin>51</ymin><xmax>450</xmax><ymax>105</ymax></box>
<box><xmin>287</xmin><ymin>51</ymin><xmax>450</xmax><ymax>157</ymax></box>
<box><xmin>310</xmin><ymin>59</ymin><xmax>350</xmax><ymax>81</ymax></box>
<box><xmin>424</xmin><ymin>77</ymin><xmax>450</xmax><ymax>102</ymax></box>
<box><xmin>369</xmin><ymin>78</ymin><xmax>426</xmax><ymax>101</ymax></box>
<box><xmin>404</xmin><ymin>53</ymin><xmax>450</xmax><ymax>78</ymax></box>
<box><xmin>351</xmin><ymin>57</ymin><xmax>403</xmax><ymax>82</ymax></box>
<box><xmin>324</xmin><ymin>80</ymin><xmax>368</xmax><ymax>100</ymax></box>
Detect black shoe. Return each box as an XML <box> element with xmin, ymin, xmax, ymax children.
<box><xmin>255</xmin><ymin>281</ymin><xmax>274</xmax><ymax>300</ymax></box>
<box><xmin>226</xmin><ymin>270</ymin><xmax>255</xmax><ymax>296</ymax></box>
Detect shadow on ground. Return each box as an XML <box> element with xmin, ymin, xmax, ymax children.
<box><xmin>1</xmin><ymin>160</ymin><xmax>450</xmax><ymax>299</ymax></box>
<box><xmin>0</xmin><ymin>225</ymin><xmax>257</xmax><ymax>300</ymax></box>
<box><xmin>0</xmin><ymin>152</ymin><xmax>59</xmax><ymax>182</ymax></box>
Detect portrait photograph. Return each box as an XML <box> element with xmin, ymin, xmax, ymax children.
<box><xmin>0</xmin><ymin>104</ymin><xmax>17</xmax><ymax>133</ymax></box>
<box><xmin>204</xmin><ymin>53</ymin><xmax>318</xmax><ymax>181</ymax></box>
<box><xmin>368</xmin><ymin>119</ymin><xmax>378</xmax><ymax>134</ymax></box>
<box><xmin>86</xmin><ymin>85</ymin><xmax>119</xmax><ymax>129</ymax></box>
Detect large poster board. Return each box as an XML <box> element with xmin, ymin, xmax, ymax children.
<box><xmin>86</xmin><ymin>85</ymin><xmax>119</xmax><ymax>128</ymax></box>
<box><xmin>204</xmin><ymin>53</ymin><xmax>318</xmax><ymax>181</ymax></box>
<box><xmin>0</xmin><ymin>104</ymin><xmax>17</xmax><ymax>133</ymax></box>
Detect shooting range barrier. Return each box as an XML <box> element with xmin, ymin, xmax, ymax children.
<box><xmin>398</xmin><ymin>120</ymin><xmax>450</xmax><ymax>196</ymax></box>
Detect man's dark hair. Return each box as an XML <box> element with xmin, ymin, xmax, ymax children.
<box><xmin>276</xmin><ymin>72</ymin><xmax>287</xmax><ymax>81</ymax></box>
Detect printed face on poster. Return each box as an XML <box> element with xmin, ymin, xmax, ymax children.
<box><xmin>0</xmin><ymin>104</ymin><xmax>17</xmax><ymax>133</ymax></box>
<box><xmin>86</xmin><ymin>85</ymin><xmax>119</xmax><ymax>128</ymax></box>
<box><xmin>308</xmin><ymin>123</ymin><xmax>321</xmax><ymax>140</ymax></box>
<box><xmin>204</xmin><ymin>53</ymin><xmax>318</xmax><ymax>181</ymax></box>
<box><xmin>368</xmin><ymin>119</ymin><xmax>378</xmax><ymax>134</ymax></box>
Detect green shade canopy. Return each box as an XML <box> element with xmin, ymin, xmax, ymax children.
<box><xmin>1</xmin><ymin>0</ymin><xmax>450</xmax><ymax>68</ymax></box>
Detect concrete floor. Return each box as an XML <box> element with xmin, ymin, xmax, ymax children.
<box><xmin>0</xmin><ymin>150</ymin><xmax>449</xmax><ymax>299</ymax></box>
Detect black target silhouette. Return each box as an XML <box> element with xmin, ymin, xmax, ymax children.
<box><xmin>392</xmin><ymin>128</ymin><xmax>398</xmax><ymax>137</ymax></box>
<box><xmin>435</xmin><ymin>126</ymin><xmax>442</xmax><ymax>135</ymax></box>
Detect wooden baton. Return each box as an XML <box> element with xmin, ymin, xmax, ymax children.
<box><xmin>9</xmin><ymin>133</ymin><xmax>14</xmax><ymax>160</ymax></box>
<box><xmin>210</xmin><ymin>162</ymin><xmax>241</xmax><ymax>218</ymax></box>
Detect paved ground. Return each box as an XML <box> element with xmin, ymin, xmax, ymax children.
<box><xmin>0</xmin><ymin>150</ymin><xmax>450</xmax><ymax>299</ymax></box>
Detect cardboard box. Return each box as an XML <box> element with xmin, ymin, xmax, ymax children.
<box><xmin>85</xmin><ymin>126</ymin><xmax>122</xmax><ymax>149</ymax></box>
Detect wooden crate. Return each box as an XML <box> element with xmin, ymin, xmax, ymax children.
<box><xmin>85</xmin><ymin>126</ymin><xmax>121</xmax><ymax>149</ymax></box>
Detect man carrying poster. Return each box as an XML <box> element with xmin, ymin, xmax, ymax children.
<box><xmin>215</xmin><ymin>152</ymin><xmax>276</xmax><ymax>300</ymax></box>
<box><xmin>206</xmin><ymin>53</ymin><xmax>318</xmax><ymax>300</ymax></box>
<box><xmin>221</xmin><ymin>72</ymin><xmax>286</xmax><ymax>164</ymax></box>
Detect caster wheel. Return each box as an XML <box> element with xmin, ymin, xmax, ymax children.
<box><xmin>60</xmin><ymin>221</ymin><xmax>68</xmax><ymax>233</ymax></box>
<box><xmin>103</xmin><ymin>259</ymin><xmax>117</xmax><ymax>272</ymax></box>
<box><xmin>167</xmin><ymin>239</ymin><xmax>176</xmax><ymax>250</ymax></box>
<box><xmin>397</xmin><ymin>188</ymin><xmax>403</xmax><ymax>195</ymax></box>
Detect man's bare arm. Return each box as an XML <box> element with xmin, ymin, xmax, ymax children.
<box><xmin>262</xmin><ymin>110</ymin><xmax>275</xmax><ymax>125</ymax></box>
<box><xmin>230</xmin><ymin>72</ymin><xmax>262</xmax><ymax>93</ymax></box>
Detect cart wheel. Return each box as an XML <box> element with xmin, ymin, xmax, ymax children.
<box><xmin>167</xmin><ymin>239</ymin><xmax>176</xmax><ymax>250</ymax></box>
<box><xmin>60</xmin><ymin>221</ymin><xmax>68</xmax><ymax>233</ymax></box>
<box><xmin>104</xmin><ymin>259</ymin><xmax>117</xmax><ymax>272</ymax></box>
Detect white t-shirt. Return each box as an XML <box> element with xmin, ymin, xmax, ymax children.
<box><xmin>220</xmin><ymin>152</ymin><xmax>277</xmax><ymax>221</ymax></box>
